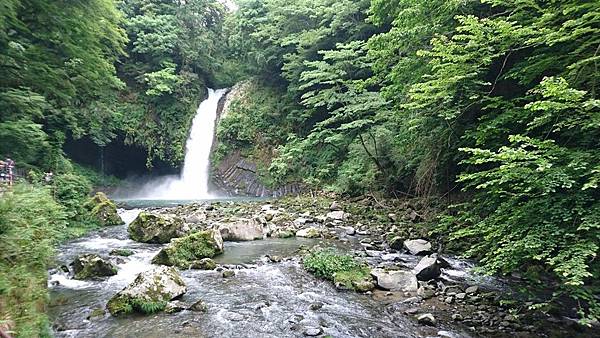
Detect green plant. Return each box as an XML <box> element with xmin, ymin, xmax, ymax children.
<box><xmin>303</xmin><ymin>249</ymin><xmax>371</xmax><ymax>290</ymax></box>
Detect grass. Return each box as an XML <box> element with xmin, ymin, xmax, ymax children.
<box><xmin>303</xmin><ymin>249</ymin><xmax>372</xmax><ymax>291</ymax></box>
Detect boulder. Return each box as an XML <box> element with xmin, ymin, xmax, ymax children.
<box><xmin>106</xmin><ymin>266</ymin><xmax>187</xmax><ymax>316</ymax></box>
<box><xmin>388</xmin><ymin>236</ymin><xmax>404</xmax><ymax>251</ymax></box>
<box><xmin>189</xmin><ymin>299</ymin><xmax>208</xmax><ymax>312</ymax></box>
<box><xmin>417</xmin><ymin>313</ymin><xmax>436</xmax><ymax>326</ymax></box>
<box><xmin>413</xmin><ymin>255</ymin><xmax>441</xmax><ymax>281</ymax></box>
<box><xmin>272</xmin><ymin>229</ymin><xmax>295</xmax><ymax>238</ymax></box>
<box><xmin>329</xmin><ymin>201</ymin><xmax>342</xmax><ymax>211</ymax></box>
<box><xmin>70</xmin><ymin>254</ymin><xmax>117</xmax><ymax>280</ymax></box>
<box><xmin>189</xmin><ymin>258</ymin><xmax>217</xmax><ymax>270</ymax></box>
<box><xmin>465</xmin><ymin>285</ymin><xmax>479</xmax><ymax>294</ymax></box>
<box><xmin>184</xmin><ymin>210</ymin><xmax>207</xmax><ymax>224</ymax></box>
<box><xmin>128</xmin><ymin>212</ymin><xmax>185</xmax><ymax>243</ymax></box>
<box><xmin>151</xmin><ymin>230</ymin><xmax>224</xmax><ymax>268</ymax></box>
<box><xmin>84</xmin><ymin>192</ymin><xmax>123</xmax><ymax>226</ymax></box>
<box><xmin>326</xmin><ymin>211</ymin><xmax>347</xmax><ymax>221</ymax></box>
<box><xmin>296</xmin><ymin>227</ymin><xmax>321</xmax><ymax>238</ymax></box>
<box><xmin>403</xmin><ymin>239</ymin><xmax>432</xmax><ymax>255</ymax></box>
<box><xmin>370</xmin><ymin>269</ymin><xmax>418</xmax><ymax>292</ymax></box>
<box><xmin>218</xmin><ymin>218</ymin><xmax>264</xmax><ymax>241</ymax></box>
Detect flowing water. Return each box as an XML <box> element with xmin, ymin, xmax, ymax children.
<box><xmin>116</xmin><ymin>88</ymin><xmax>228</xmax><ymax>200</ymax></box>
<box><xmin>48</xmin><ymin>208</ymin><xmax>500</xmax><ymax>338</ymax></box>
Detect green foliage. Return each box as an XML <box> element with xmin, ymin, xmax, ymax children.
<box><xmin>303</xmin><ymin>249</ymin><xmax>370</xmax><ymax>290</ymax></box>
<box><xmin>51</xmin><ymin>173</ymin><xmax>93</xmax><ymax>222</ymax></box>
<box><xmin>131</xmin><ymin>299</ymin><xmax>167</xmax><ymax>314</ymax></box>
<box><xmin>0</xmin><ymin>184</ymin><xmax>67</xmax><ymax>337</ymax></box>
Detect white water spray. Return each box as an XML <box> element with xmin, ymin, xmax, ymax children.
<box><xmin>131</xmin><ymin>88</ymin><xmax>227</xmax><ymax>200</ymax></box>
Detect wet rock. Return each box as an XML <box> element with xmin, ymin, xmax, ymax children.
<box><xmin>86</xmin><ymin>308</ymin><xmax>106</xmax><ymax>320</ymax></box>
<box><xmin>413</xmin><ymin>255</ymin><xmax>441</xmax><ymax>281</ymax></box>
<box><xmin>151</xmin><ymin>230</ymin><xmax>223</xmax><ymax>268</ymax></box>
<box><xmin>326</xmin><ymin>210</ymin><xmax>347</xmax><ymax>221</ymax></box>
<box><xmin>222</xmin><ymin>270</ymin><xmax>235</xmax><ymax>278</ymax></box>
<box><xmin>417</xmin><ymin>313</ymin><xmax>436</xmax><ymax>326</ymax></box>
<box><xmin>165</xmin><ymin>300</ymin><xmax>187</xmax><ymax>313</ymax></box>
<box><xmin>107</xmin><ymin>266</ymin><xmax>187</xmax><ymax>316</ymax></box>
<box><xmin>417</xmin><ymin>286</ymin><xmax>436</xmax><ymax>299</ymax></box>
<box><xmin>329</xmin><ymin>201</ymin><xmax>342</xmax><ymax>211</ymax></box>
<box><xmin>128</xmin><ymin>212</ymin><xmax>185</xmax><ymax>243</ymax></box>
<box><xmin>403</xmin><ymin>239</ymin><xmax>432</xmax><ymax>255</ymax></box>
<box><xmin>352</xmin><ymin>279</ymin><xmax>376</xmax><ymax>293</ymax></box>
<box><xmin>388</xmin><ymin>236</ymin><xmax>404</xmax><ymax>251</ymax></box>
<box><xmin>266</xmin><ymin>255</ymin><xmax>282</xmax><ymax>263</ymax></box>
<box><xmin>109</xmin><ymin>248</ymin><xmax>134</xmax><ymax>257</ymax></box>
<box><xmin>344</xmin><ymin>226</ymin><xmax>356</xmax><ymax>236</ymax></box>
<box><xmin>59</xmin><ymin>265</ymin><xmax>70</xmax><ymax>273</ymax></box>
<box><xmin>218</xmin><ymin>218</ymin><xmax>264</xmax><ymax>241</ymax></box>
<box><xmin>405</xmin><ymin>308</ymin><xmax>419</xmax><ymax>315</ymax></box>
<box><xmin>371</xmin><ymin>268</ymin><xmax>418</xmax><ymax>292</ymax></box>
<box><xmin>296</xmin><ymin>227</ymin><xmax>321</xmax><ymax>238</ymax></box>
<box><xmin>465</xmin><ymin>285</ymin><xmax>479</xmax><ymax>294</ymax></box>
<box><xmin>455</xmin><ymin>293</ymin><xmax>467</xmax><ymax>300</ymax></box>
<box><xmin>303</xmin><ymin>327</ymin><xmax>323</xmax><ymax>336</ymax></box>
<box><xmin>84</xmin><ymin>192</ymin><xmax>123</xmax><ymax>226</ymax></box>
<box><xmin>189</xmin><ymin>258</ymin><xmax>217</xmax><ymax>270</ymax></box>
<box><xmin>452</xmin><ymin>313</ymin><xmax>463</xmax><ymax>321</ymax></box>
<box><xmin>309</xmin><ymin>302</ymin><xmax>323</xmax><ymax>311</ymax></box>
<box><xmin>70</xmin><ymin>254</ymin><xmax>117</xmax><ymax>280</ymax></box>
<box><xmin>272</xmin><ymin>229</ymin><xmax>295</xmax><ymax>238</ymax></box>
<box><xmin>189</xmin><ymin>299</ymin><xmax>208</xmax><ymax>312</ymax></box>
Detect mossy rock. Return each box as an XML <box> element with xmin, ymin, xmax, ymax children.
<box><xmin>107</xmin><ymin>266</ymin><xmax>187</xmax><ymax>316</ymax></box>
<box><xmin>110</xmin><ymin>248</ymin><xmax>134</xmax><ymax>257</ymax></box>
<box><xmin>151</xmin><ymin>230</ymin><xmax>224</xmax><ymax>268</ymax></box>
<box><xmin>128</xmin><ymin>212</ymin><xmax>185</xmax><ymax>243</ymax></box>
<box><xmin>70</xmin><ymin>254</ymin><xmax>118</xmax><ymax>280</ymax></box>
<box><xmin>84</xmin><ymin>192</ymin><xmax>123</xmax><ymax>226</ymax></box>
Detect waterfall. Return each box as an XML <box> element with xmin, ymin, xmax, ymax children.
<box><xmin>131</xmin><ymin>88</ymin><xmax>227</xmax><ymax>200</ymax></box>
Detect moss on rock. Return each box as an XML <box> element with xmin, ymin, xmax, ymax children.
<box><xmin>84</xmin><ymin>192</ymin><xmax>123</xmax><ymax>226</ymax></box>
<box><xmin>128</xmin><ymin>212</ymin><xmax>185</xmax><ymax>243</ymax></box>
<box><xmin>303</xmin><ymin>249</ymin><xmax>373</xmax><ymax>292</ymax></box>
<box><xmin>70</xmin><ymin>254</ymin><xmax>118</xmax><ymax>280</ymax></box>
<box><xmin>151</xmin><ymin>230</ymin><xmax>224</xmax><ymax>268</ymax></box>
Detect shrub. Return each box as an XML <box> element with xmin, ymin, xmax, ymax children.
<box><xmin>303</xmin><ymin>249</ymin><xmax>371</xmax><ymax>290</ymax></box>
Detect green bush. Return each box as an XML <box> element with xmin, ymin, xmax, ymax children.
<box><xmin>0</xmin><ymin>184</ymin><xmax>67</xmax><ymax>337</ymax></box>
<box><xmin>303</xmin><ymin>249</ymin><xmax>371</xmax><ymax>290</ymax></box>
<box><xmin>51</xmin><ymin>173</ymin><xmax>92</xmax><ymax>221</ymax></box>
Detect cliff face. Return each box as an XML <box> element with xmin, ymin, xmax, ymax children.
<box><xmin>210</xmin><ymin>82</ymin><xmax>302</xmax><ymax>197</ymax></box>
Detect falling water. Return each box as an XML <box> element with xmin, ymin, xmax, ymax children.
<box><xmin>130</xmin><ymin>88</ymin><xmax>227</xmax><ymax>200</ymax></box>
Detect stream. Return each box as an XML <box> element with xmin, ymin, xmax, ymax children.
<box><xmin>48</xmin><ymin>206</ymin><xmax>501</xmax><ymax>338</ymax></box>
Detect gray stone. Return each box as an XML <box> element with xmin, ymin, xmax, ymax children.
<box><xmin>70</xmin><ymin>254</ymin><xmax>117</xmax><ymax>280</ymax></box>
<box><xmin>344</xmin><ymin>226</ymin><xmax>356</xmax><ymax>236</ymax></box>
<box><xmin>371</xmin><ymin>268</ymin><xmax>418</xmax><ymax>292</ymax></box>
<box><xmin>326</xmin><ymin>210</ymin><xmax>347</xmax><ymax>221</ymax></box>
<box><xmin>296</xmin><ymin>227</ymin><xmax>321</xmax><ymax>238</ymax></box>
<box><xmin>403</xmin><ymin>239</ymin><xmax>432</xmax><ymax>255</ymax></box>
<box><xmin>329</xmin><ymin>201</ymin><xmax>342</xmax><ymax>211</ymax></box>
<box><xmin>465</xmin><ymin>285</ymin><xmax>479</xmax><ymax>294</ymax></box>
<box><xmin>128</xmin><ymin>212</ymin><xmax>186</xmax><ymax>243</ymax></box>
<box><xmin>106</xmin><ymin>266</ymin><xmax>187</xmax><ymax>316</ymax></box>
<box><xmin>222</xmin><ymin>270</ymin><xmax>235</xmax><ymax>278</ymax></box>
<box><xmin>417</xmin><ymin>286</ymin><xmax>435</xmax><ymax>299</ymax></box>
<box><xmin>218</xmin><ymin>218</ymin><xmax>264</xmax><ymax>241</ymax></box>
<box><xmin>417</xmin><ymin>313</ymin><xmax>437</xmax><ymax>326</ymax></box>
<box><xmin>303</xmin><ymin>327</ymin><xmax>323</xmax><ymax>336</ymax></box>
<box><xmin>388</xmin><ymin>236</ymin><xmax>404</xmax><ymax>251</ymax></box>
<box><xmin>189</xmin><ymin>299</ymin><xmax>208</xmax><ymax>312</ymax></box>
<box><xmin>413</xmin><ymin>255</ymin><xmax>441</xmax><ymax>281</ymax></box>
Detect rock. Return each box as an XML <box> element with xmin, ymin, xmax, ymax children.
<box><xmin>352</xmin><ymin>279</ymin><xmax>376</xmax><ymax>293</ymax></box>
<box><xmin>309</xmin><ymin>302</ymin><xmax>323</xmax><ymax>311</ymax></box>
<box><xmin>189</xmin><ymin>258</ymin><xmax>217</xmax><ymax>270</ymax></box>
<box><xmin>451</xmin><ymin>313</ymin><xmax>463</xmax><ymax>321</ymax></box>
<box><xmin>296</xmin><ymin>227</ymin><xmax>321</xmax><ymax>238</ymax></box>
<box><xmin>272</xmin><ymin>229</ymin><xmax>295</xmax><ymax>238</ymax></box>
<box><xmin>151</xmin><ymin>230</ymin><xmax>223</xmax><ymax>268</ymax></box>
<box><xmin>413</xmin><ymin>255</ymin><xmax>441</xmax><ymax>281</ymax></box>
<box><xmin>329</xmin><ymin>201</ymin><xmax>342</xmax><ymax>211</ymax></box>
<box><xmin>218</xmin><ymin>218</ymin><xmax>264</xmax><ymax>241</ymax></box>
<box><xmin>326</xmin><ymin>210</ymin><xmax>347</xmax><ymax>221</ymax></box>
<box><xmin>417</xmin><ymin>313</ymin><xmax>436</xmax><ymax>326</ymax></box>
<box><xmin>222</xmin><ymin>270</ymin><xmax>235</xmax><ymax>278</ymax></box>
<box><xmin>455</xmin><ymin>293</ymin><xmax>467</xmax><ymax>300</ymax></box>
<box><xmin>371</xmin><ymin>268</ymin><xmax>418</xmax><ymax>292</ymax></box>
<box><xmin>444</xmin><ymin>296</ymin><xmax>454</xmax><ymax>304</ymax></box>
<box><xmin>165</xmin><ymin>300</ymin><xmax>187</xmax><ymax>313</ymax></box>
<box><xmin>266</xmin><ymin>255</ymin><xmax>282</xmax><ymax>263</ymax></box>
<box><xmin>109</xmin><ymin>248</ymin><xmax>134</xmax><ymax>257</ymax></box>
<box><xmin>70</xmin><ymin>254</ymin><xmax>117</xmax><ymax>280</ymax></box>
<box><xmin>388</xmin><ymin>236</ymin><xmax>404</xmax><ymax>251</ymax></box>
<box><xmin>405</xmin><ymin>308</ymin><xmax>419</xmax><ymax>315</ymax></box>
<box><xmin>106</xmin><ymin>266</ymin><xmax>187</xmax><ymax>316</ymax></box>
<box><xmin>188</xmin><ymin>299</ymin><xmax>208</xmax><ymax>312</ymax></box>
<box><xmin>87</xmin><ymin>308</ymin><xmax>106</xmax><ymax>320</ymax></box>
<box><xmin>417</xmin><ymin>286</ymin><xmax>436</xmax><ymax>299</ymax></box>
<box><xmin>344</xmin><ymin>226</ymin><xmax>356</xmax><ymax>236</ymax></box>
<box><xmin>465</xmin><ymin>285</ymin><xmax>479</xmax><ymax>294</ymax></box>
<box><xmin>84</xmin><ymin>192</ymin><xmax>124</xmax><ymax>226</ymax></box>
<box><xmin>436</xmin><ymin>255</ymin><xmax>451</xmax><ymax>269</ymax></box>
<box><xmin>128</xmin><ymin>212</ymin><xmax>185</xmax><ymax>243</ymax></box>
<box><xmin>184</xmin><ymin>211</ymin><xmax>207</xmax><ymax>224</ymax></box>
<box><xmin>403</xmin><ymin>239</ymin><xmax>432</xmax><ymax>255</ymax></box>
<box><xmin>303</xmin><ymin>327</ymin><xmax>323</xmax><ymax>336</ymax></box>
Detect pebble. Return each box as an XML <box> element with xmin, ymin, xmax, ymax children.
<box><xmin>303</xmin><ymin>327</ymin><xmax>323</xmax><ymax>336</ymax></box>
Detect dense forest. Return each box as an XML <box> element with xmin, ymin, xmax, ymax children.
<box><xmin>0</xmin><ymin>0</ymin><xmax>599</xmax><ymax>336</ymax></box>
